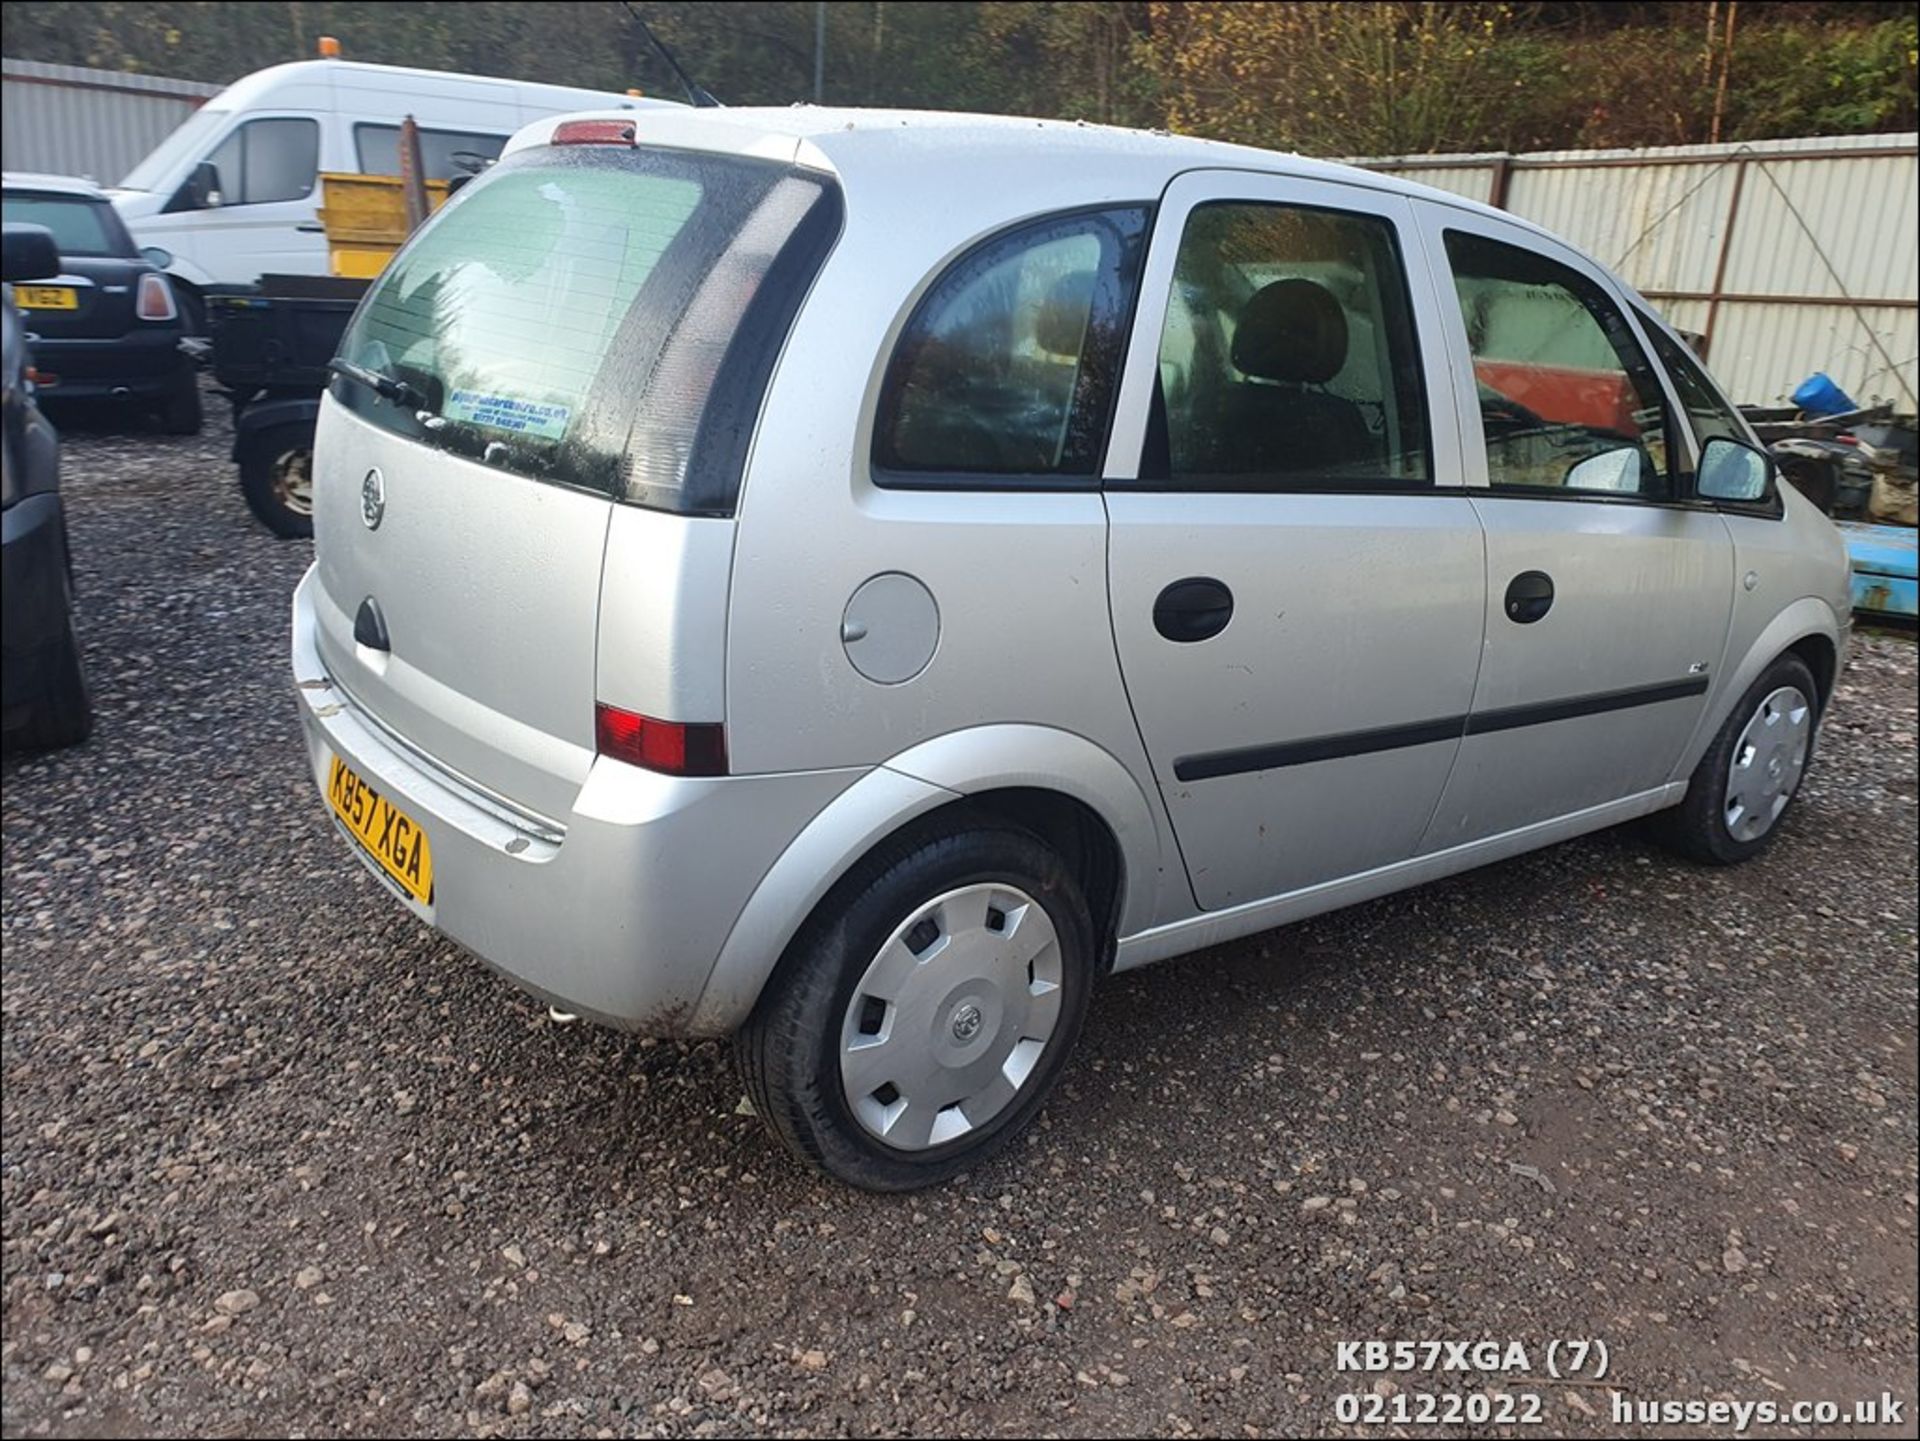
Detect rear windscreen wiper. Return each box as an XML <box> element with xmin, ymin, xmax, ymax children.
<box><xmin>328</xmin><ymin>358</ymin><xmax>529</xmax><ymax>470</ymax></box>
<box><xmin>328</xmin><ymin>357</ymin><xmax>424</xmax><ymax>410</ymax></box>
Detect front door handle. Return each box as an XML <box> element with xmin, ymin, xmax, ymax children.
<box><xmin>1153</xmin><ymin>577</ymin><xmax>1234</xmax><ymax>643</ymax></box>
<box><xmin>1504</xmin><ymin>570</ymin><xmax>1554</xmax><ymax>624</ymax></box>
<box><xmin>296</xmin><ymin>221</ymin><xmax>326</xmax><ymax>234</ymax></box>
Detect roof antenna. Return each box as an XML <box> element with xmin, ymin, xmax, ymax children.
<box><xmin>618</xmin><ymin>1</ymin><xmax>722</xmax><ymax>107</ymax></box>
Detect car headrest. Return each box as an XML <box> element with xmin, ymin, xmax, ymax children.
<box><xmin>1032</xmin><ymin>271</ymin><xmax>1095</xmax><ymax>358</ymax></box>
<box><xmin>1231</xmin><ymin>278</ymin><xmax>1348</xmax><ymax>385</ymax></box>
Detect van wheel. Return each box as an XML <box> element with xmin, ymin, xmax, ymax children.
<box><xmin>156</xmin><ymin>369</ymin><xmax>202</xmax><ymax>435</ymax></box>
<box><xmin>1657</xmin><ymin>653</ymin><xmax>1819</xmax><ymax>865</ymax></box>
<box><xmin>736</xmin><ymin>823</ymin><xmax>1095</xmax><ymax>1191</ymax></box>
<box><xmin>176</xmin><ymin>286</ymin><xmax>206</xmax><ymax>338</ymax></box>
<box><xmin>239</xmin><ymin>423</ymin><xmax>315</xmax><ymax>539</ymax></box>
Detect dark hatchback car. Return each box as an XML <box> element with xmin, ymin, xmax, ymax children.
<box><xmin>1</xmin><ymin>172</ymin><xmax>200</xmax><ymax>434</ymax></box>
<box><xmin>3</xmin><ymin>222</ymin><xmax>91</xmax><ymax>751</ymax></box>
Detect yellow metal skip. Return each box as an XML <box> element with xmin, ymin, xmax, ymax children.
<box><xmin>315</xmin><ymin>173</ymin><xmax>451</xmax><ymax>278</ymax></box>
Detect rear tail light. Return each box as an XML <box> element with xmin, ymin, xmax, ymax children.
<box><xmin>552</xmin><ymin>119</ymin><xmax>638</xmax><ymax>147</ymax></box>
<box><xmin>136</xmin><ymin>273</ymin><xmax>178</xmax><ymax>322</ymax></box>
<box><xmin>594</xmin><ymin>703</ymin><xmax>727</xmax><ymax>777</ymax></box>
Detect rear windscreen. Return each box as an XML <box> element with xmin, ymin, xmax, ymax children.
<box><xmin>332</xmin><ymin>143</ymin><xmax>841</xmax><ymax>514</ymax></box>
<box><xmin>2</xmin><ymin>194</ymin><xmax>121</xmax><ymax>257</ymax></box>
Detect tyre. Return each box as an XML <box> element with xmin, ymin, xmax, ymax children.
<box><xmin>7</xmin><ymin>595</ymin><xmax>92</xmax><ymax>753</ymax></box>
<box><xmin>1657</xmin><ymin>653</ymin><xmax>1819</xmax><ymax>865</ymax></box>
<box><xmin>175</xmin><ymin>285</ymin><xmax>206</xmax><ymax>338</ymax></box>
<box><xmin>156</xmin><ymin>368</ymin><xmax>203</xmax><ymax>435</ymax></box>
<box><xmin>736</xmin><ymin>821</ymin><xmax>1096</xmax><ymax>1191</ymax></box>
<box><xmin>239</xmin><ymin>423</ymin><xmax>315</xmax><ymax>539</ymax></box>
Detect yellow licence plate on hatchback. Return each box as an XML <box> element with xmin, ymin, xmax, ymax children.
<box><xmin>327</xmin><ymin>754</ymin><xmax>433</xmax><ymax>904</ymax></box>
<box><xmin>14</xmin><ymin>286</ymin><xmax>77</xmax><ymax>310</ymax></box>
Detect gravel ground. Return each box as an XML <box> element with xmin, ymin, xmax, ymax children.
<box><xmin>3</xmin><ymin>390</ymin><xmax>1916</xmax><ymax>1439</ymax></box>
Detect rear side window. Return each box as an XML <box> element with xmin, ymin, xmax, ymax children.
<box><xmin>1445</xmin><ymin>230</ymin><xmax>1673</xmax><ymax>499</ymax></box>
<box><xmin>205</xmin><ymin>118</ymin><xmax>320</xmax><ymax>205</ymax></box>
<box><xmin>1150</xmin><ymin>202</ymin><xmax>1430</xmax><ymax>490</ymax></box>
<box><xmin>332</xmin><ymin>144</ymin><xmax>842</xmax><ymax>515</ymax></box>
<box><xmin>873</xmin><ymin>207</ymin><xmax>1148</xmax><ymax>484</ymax></box>
<box><xmin>0</xmin><ymin>194</ymin><xmax>121</xmax><ymax>257</ymax></box>
<box><xmin>354</xmin><ymin>124</ymin><xmax>507</xmax><ymax>182</ymax></box>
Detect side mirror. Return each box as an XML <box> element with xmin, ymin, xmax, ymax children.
<box><xmin>140</xmin><ymin>245</ymin><xmax>174</xmax><ymax>270</ymax></box>
<box><xmin>1697</xmin><ymin>436</ymin><xmax>1774</xmax><ymax>504</ymax></box>
<box><xmin>175</xmin><ymin>160</ymin><xmax>224</xmax><ymax>211</ymax></box>
<box><xmin>1563</xmin><ymin>445</ymin><xmax>1643</xmax><ymax>493</ymax></box>
<box><xmin>1</xmin><ymin>222</ymin><xmax>63</xmax><ymax>284</ymax></box>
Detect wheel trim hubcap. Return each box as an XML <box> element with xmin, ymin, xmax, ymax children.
<box><xmin>840</xmin><ymin>882</ymin><xmax>1063</xmax><ymax>1152</ymax></box>
<box><xmin>1724</xmin><ymin>685</ymin><xmax>1811</xmax><ymax>842</ymax></box>
<box><xmin>273</xmin><ymin>450</ymin><xmax>314</xmax><ymax>517</ymax></box>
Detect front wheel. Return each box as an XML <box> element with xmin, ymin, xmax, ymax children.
<box><xmin>238</xmin><ymin>422</ymin><xmax>315</xmax><ymax>539</ymax></box>
<box><xmin>1657</xmin><ymin>654</ymin><xmax>1819</xmax><ymax>864</ymax></box>
<box><xmin>736</xmin><ymin>823</ymin><xmax>1095</xmax><ymax>1191</ymax></box>
<box><xmin>6</xmin><ymin>592</ymin><xmax>92</xmax><ymax>753</ymax></box>
<box><xmin>175</xmin><ymin>285</ymin><xmax>206</xmax><ymax>339</ymax></box>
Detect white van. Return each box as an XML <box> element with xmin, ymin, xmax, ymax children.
<box><xmin>106</xmin><ymin>50</ymin><xmax>677</xmax><ymax>317</ymax></box>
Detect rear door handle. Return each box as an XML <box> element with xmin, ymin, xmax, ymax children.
<box><xmin>1504</xmin><ymin>570</ymin><xmax>1554</xmax><ymax>624</ymax></box>
<box><xmin>354</xmin><ymin>597</ymin><xmax>390</xmax><ymax>652</ymax></box>
<box><xmin>1153</xmin><ymin>577</ymin><xmax>1234</xmax><ymax>643</ymax></box>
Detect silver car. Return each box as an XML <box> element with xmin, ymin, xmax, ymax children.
<box><xmin>294</xmin><ymin>108</ymin><xmax>1852</xmax><ymax>1189</ymax></box>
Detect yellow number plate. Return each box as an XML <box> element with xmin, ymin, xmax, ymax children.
<box><xmin>327</xmin><ymin>754</ymin><xmax>433</xmax><ymax>903</ymax></box>
<box><xmin>14</xmin><ymin>286</ymin><xmax>78</xmax><ymax>310</ymax></box>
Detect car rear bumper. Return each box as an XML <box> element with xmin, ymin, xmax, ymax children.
<box><xmin>29</xmin><ymin>330</ymin><xmax>190</xmax><ymax>403</ymax></box>
<box><xmin>1</xmin><ymin>493</ymin><xmax>73</xmax><ymax>711</ymax></box>
<box><xmin>290</xmin><ymin>565</ymin><xmax>862</xmax><ymax>1033</ymax></box>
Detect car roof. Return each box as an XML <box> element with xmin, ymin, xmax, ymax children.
<box><xmin>509</xmin><ymin>104</ymin><xmax>1545</xmax><ymax>236</ymax></box>
<box><xmin>2</xmin><ymin>171</ymin><xmax>109</xmax><ymax>200</ymax></box>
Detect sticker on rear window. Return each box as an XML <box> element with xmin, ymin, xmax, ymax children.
<box><xmin>445</xmin><ymin>390</ymin><xmax>571</xmax><ymax>441</ymax></box>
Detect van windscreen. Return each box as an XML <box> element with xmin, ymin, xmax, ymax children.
<box><xmin>331</xmin><ymin>143</ymin><xmax>841</xmax><ymax>515</ymax></box>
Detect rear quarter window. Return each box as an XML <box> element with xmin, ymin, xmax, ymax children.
<box><xmin>872</xmin><ymin>206</ymin><xmax>1150</xmax><ymax>486</ymax></box>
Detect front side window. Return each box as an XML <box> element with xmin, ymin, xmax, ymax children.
<box><xmin>873</xmin><ymin>207</ymin><xmax>1148</xmax><ymax>482</ymax></box>
<box><xmin>1152</xmin><ymin>202</ymin><xmax>1430</xmax><ymax>490</ymax></box>
<box><xmin>1446</xmin><ymin>230</ymin><xmax>1672</xmax><ymax>499</ymax></box>
<box><xmin>203</xmin><ymin>118</ymin><xmax>320</xmax><ymax>205</ymax></box>
<box><xmin>354</xmin><ymin>125</ymin><xmax>507</xmax><ymax>182</ymax></box>
<box><xmin>0</xmin><ymin>194</ymin><xmax>120</xmax><ymax>257</ymax></box>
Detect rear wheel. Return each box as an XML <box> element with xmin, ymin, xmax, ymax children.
<box><xmin>239</xmin><ymin>422</ymin><xmax>315</xmax><ymax>539</ymax></box>
<box><xmin>156</xmin><ymin>368</ymin><xmax>202</xmax><ymax>435</ymax></box>
<box><xmin>1657</xmin><ymin>653</ymin><xmax>1819</xmax><ymax>864</ymax></box>
<box><xmin>736</xmin><ymin>823</ymin><xmax>1095</xmax><ymax>1191</ymax></box>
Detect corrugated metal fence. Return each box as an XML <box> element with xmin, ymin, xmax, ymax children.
<box><xmin>1357</xmin><ymin>133</ymin><xmax>1919</xmax><ymax>409</ymax></box>
<box><xmin>2</xmin><ymin>58</ymin><xmax>219</xmax><ymax>189</ymax></box>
